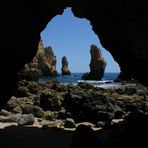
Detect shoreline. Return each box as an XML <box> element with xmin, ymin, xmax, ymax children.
<box><xmin>60</xmin><ymin>80</ymin><xmax>138</xmax><ymax>90</ymax></box>
<box><xmin>38</xmin><ymin>72</ymin><xmax>119</xmax><ymax>84</ymax></box>
<box><xmin>0</xmin><ymin>79</ymin><xmax>148</xmax><ymax>147</ymax></box>
<box><xmin>0</xmin><ymin>79</ymin><xmax>146</xmax><ymax>126</ymax></box>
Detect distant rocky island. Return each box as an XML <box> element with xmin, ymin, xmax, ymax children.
<box><xmin>18</xmin><ymin>41</ymin><xmax>108</xmax><ymax>82</ymax></box>
<box><xmin>82</xmin><ymin>44</ymin><xmax>107</xmax><ymax>80</ymax></box>
<box><xmin>61</xmin><ymin>56</ymin><xmax>71</xmax><ymax>75</ymax></box>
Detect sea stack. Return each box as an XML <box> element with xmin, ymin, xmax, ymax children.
<box><xmin>18</xmin><ymin>40</ymin><xmax>58</xmax><ymax>80</ymax></box>
<box><xmin>41</xmin><ymin>46</ymin><xmax>58</xmax><ymax>76</ymax></box>
<box><xmin>82</xmin><ymin>44</ymin><xmax>107</xmax><ymax>80</ymax></box>
<box><xmin>61</xmin><ymin>56</ymin><xmax>71</xmax><ymax>75</ymax></box>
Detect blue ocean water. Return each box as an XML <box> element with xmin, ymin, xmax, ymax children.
<box><xmin>38</xmin><ymin>72</ymin><xmax>119</xmax><ymax>84</ymax></box>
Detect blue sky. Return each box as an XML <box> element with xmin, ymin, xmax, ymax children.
<box><xmin>41</xmin><ymin>8</ymin><xmax>120</xmax><ymax>73</ymax></box>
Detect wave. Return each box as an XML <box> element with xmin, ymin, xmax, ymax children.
<box><xmin>38</xmin><ymin>72</ymin><xmax>119</xmax><ymax>84</ymax></box>
<box><xmin>77</xmin><ymin>80</ymin><xmax>114</xmax><ymax>85</ymax></box>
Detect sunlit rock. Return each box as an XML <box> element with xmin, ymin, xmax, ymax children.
<box><xmin>61</xmin><ymin>56</ymin><xmax>71</xmax><ymax>75</ymax></box>
<box><xmin>82</xmin><ymin>44</ymin><xmax>107</xmax><ymax>80</ymax></box>
<box><xmin>18</xmin><ymin>40</ymin><xmax>58</xmax><ymax>80</ymax></box>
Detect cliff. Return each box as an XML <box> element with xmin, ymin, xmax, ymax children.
<box><xmin>18</xmin><ymin>40</ymin><xmax>58</xmax><ymax>81</ymax></box>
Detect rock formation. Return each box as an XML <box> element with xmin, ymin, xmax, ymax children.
<box><xmin>82</xmin><ymin>44</ymin><xmax>107</xmax><ymax>80</ymax></box>
<box><xmin>1</xmin><ymin>0</ymin><xmax>148</xmax><ymax>107</ymax></box>
<box><xmin>40</xmin><ymin>46</ymin><xmax>58</xmax><ymax>76</ymax></box>
<box><xmin>71</xmin><ymin>1</ymin><xmax>148</xmax><ymax>83</ymax></box>
<box><xmin>18</xmin><ymin>40</ymin><xmax>58</xmax><ymax>81</ymax></box>
<box><xmin>61</xmin><ymin>56</ymin><xmax>71</xmax><ymax>75</ymax></box>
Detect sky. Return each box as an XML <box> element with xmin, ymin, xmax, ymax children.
<box><xmin>41</xmin><ymin>8</ymin><xmax>120</xmax><ymax>73</ymax></box>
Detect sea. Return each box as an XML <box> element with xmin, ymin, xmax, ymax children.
<box><xmin>38</xmin><ymin>72</ymin><xmax>130</xmax><ymax>89</ymax></box>
<box><xmin>38</xmin><ymin>72</ymin><xmax>119</xmax><ymax>83</ymax></box>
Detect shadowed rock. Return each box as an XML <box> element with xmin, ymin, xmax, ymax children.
<box><xmin>1</xmin><ymin>0</ymin><xmax>148</xmax><ymax>110</ymax></box>
<box><xmin>71</xmin><ymin>124</ymin><xmax>99</xmax><ymax>148</ymax></box>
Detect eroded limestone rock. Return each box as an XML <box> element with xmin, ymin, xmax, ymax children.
<box><xmin>61</xmin><ymin>56</ymin><xmax>71</xmax><ymax>75</ymax></box>
<box><xmin>18</xmin><ymin>40</ymin><xmax>58</xmax><ymax>80</ymax></box>
<box><xmin>82</xmin><ymin>44</ymin><xmax>107</xmax><ymax>80</ymax></box>
<box><xmin>1</xmin><ymin>0</ymin><xmax>148</xmax><ymax>109</ymax></box>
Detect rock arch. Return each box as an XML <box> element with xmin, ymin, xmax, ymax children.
<box><xmin>0</xmin><ymin>0</ymin><xmax>148</xmax><ymax>107</ymax></box>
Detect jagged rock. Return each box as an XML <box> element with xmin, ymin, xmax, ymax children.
<box><xmin>82</xmin><ymin>44</ymin><xmax>107</xmax><ymax>80</ymax></box>
<box><xmin>18</xmin><ymin>64</ymin><xmax>42</xmax><ymax>81</ymax></box>
<box><xmin>61</xmin><ymin>56</ymin><xmax>71</xmax><ymax>75</ymax></box>
<box><xmin>27</xmin><ymin>81</ymin><xmax>40</xmax><ymax>95</ymax></box>
<box><xmin>39</xmin><ymin>92</ymin><xmax>62</xmax><ymax>111</ymax></box>
<box><xmin>6</xmin><ymin>96</ymin><xmax>34</xmax><ymax>111</ymax></box>
<box><xmin>77</xmin><ymin>82</ymin><xmax>95</xmax><ymax>90</ymax></box>
<box><xmin>5</xmin><ymin>79</ymin><xmax>148</xmax><ymax>125</ymax></box>
<box><xmin>18</xmin><ymin>40</ymin><xmax>59</xmax><ymax>81</ymax></box>
<box><xmin>2</xmin><ymin>0</ymin><xmax>148</xmax><ymax>110</ymax></box>
<box><xmin>64</xmin><ymin>88</ymin><xmax>115</xmax><ymax>123</ymax></box>
<box><xmin>40</xmin><ymin>46</ymin><xmax>58</xmax><ymax>76</ymax></box>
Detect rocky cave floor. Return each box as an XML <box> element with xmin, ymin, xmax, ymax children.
<box><xmin>1</xmin><ymin>80</ymin><xmax>148</xmax><ymax>147</ymax></box>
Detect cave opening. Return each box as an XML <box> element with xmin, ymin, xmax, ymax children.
<box><xmin>40</xmin><ymin>8</ymin><xmax>120</xmax><ymax>81</ymax></box>
<box><xmin>1</xmin><ymin>2</ymin><xmax>148</xmax><ymax>145</ymax></box>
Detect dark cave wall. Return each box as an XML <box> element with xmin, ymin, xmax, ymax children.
<box><xmin>0</xmin><ymin>0</ymin><xmax>66</xmax><ymax>108</ymax></box>
<box><xmin>71</xmin><ymin>0</ymin><xmax>148</xmax><ymax>82</ymax></box>
<box><xmin>0</xmin><ymin>0</ymin><xmax>148</xmax><ymax>108</ymax></box>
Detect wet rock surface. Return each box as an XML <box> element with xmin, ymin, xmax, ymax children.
<box><xmin>1</xmin><ymin>1</ymin><xmax>148</xmax><ymax>147</ymax></box>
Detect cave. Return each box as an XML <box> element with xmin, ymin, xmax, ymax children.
<box><xmin>41</xmin><ymin>7</ymin><xmax>120</xmax><ymax>78</ymax></box>
<box><xmin>0</xmin><ymin>0</ymin><xmax>148</xmax><ymax>108</ymax></box>
<box><xmin>1</xmin><ymin>1</ymin><xmax>148</xmax><ymax>148</ymax></box>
